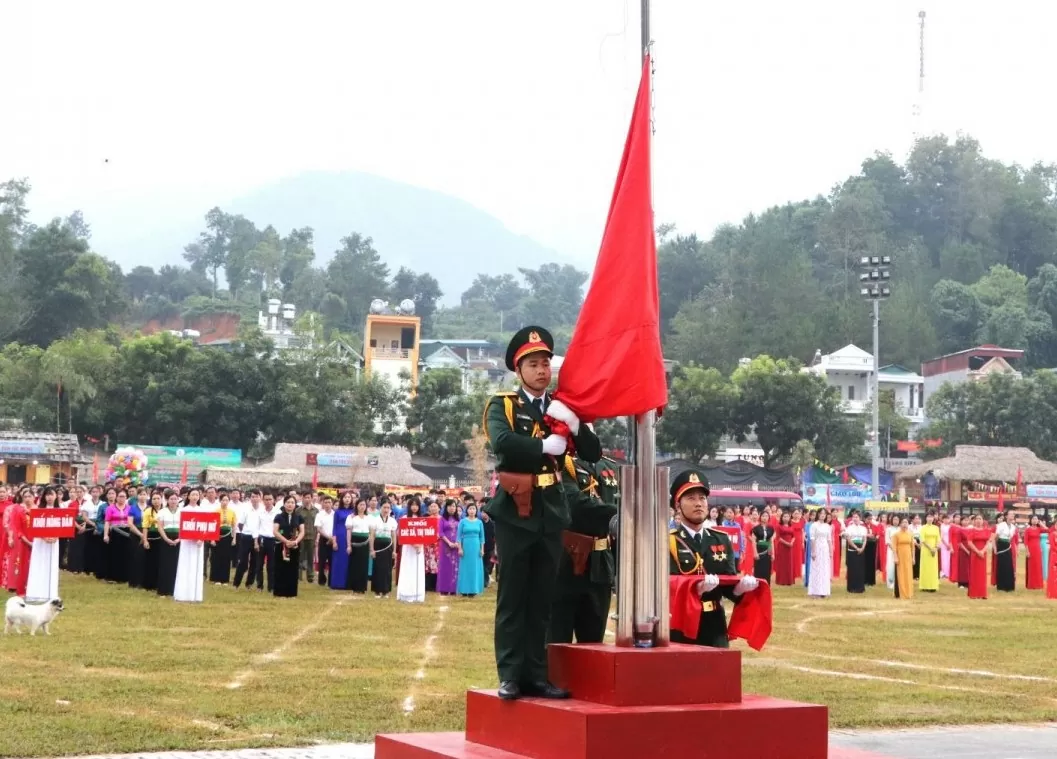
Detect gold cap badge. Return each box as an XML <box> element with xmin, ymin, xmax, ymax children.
<box><xmin>528</xmin><ymin>330</ymin><xmax>541</xmax><ymax>343</ymax></box>
<box><xmin>688</xmin><ymin>473</ymin><xmax>700</xmax><ymax>483</ymax></box>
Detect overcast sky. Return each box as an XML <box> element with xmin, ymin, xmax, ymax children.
<box><xmin>4</xmin><ymin>1</ymin><xmax>1056</xmax><ymax>267</ymax></box>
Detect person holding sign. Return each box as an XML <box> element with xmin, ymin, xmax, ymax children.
<box><xmin>396</xmin><ymin>499</ymin><xmax>427</xmax><ymax>603</ymax></box>
<box><xmin>26</xmin><ymin>487</ymin><xmax>61</xmax><ymax>602</ymax></box>
<box><xmin>174</xmin><ymin>490</ymin><xmax>211</xmax><ymax>603</ymax></box>
<box><xmin>272</xmin><ymin>494</ymin><xmax>305</xmax><ymax>598</ymax></box>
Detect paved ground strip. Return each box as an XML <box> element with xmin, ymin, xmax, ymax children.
<box><xmin>829</xmin><ymin>723</ymin><xmax>1057</xmax><ymax>758</ymax></box>
<box><xmin>38</xmin><ymin>724</ymin><xmax>1057</xmax><ymax>759</ymax></box>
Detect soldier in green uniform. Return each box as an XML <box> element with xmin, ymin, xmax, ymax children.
<box><xmin>668</xmin><ymin>468</ymin><xmax>759</xmax><ymax>648</ymax></box>
<box><xmin>547</xmin><ymin>454</ymin><xmax>618</xmax><ymax>644</ymax></box>
<box><xmin>483</xmin><ymin>326</ymin><xmax>602</xmax><ymax>701</ymax></box>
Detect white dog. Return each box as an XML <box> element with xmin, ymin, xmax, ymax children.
<box><xmin>4</xmin><ymin>596</ymin><xmax>64</xmax><ymax>636</ymax></box>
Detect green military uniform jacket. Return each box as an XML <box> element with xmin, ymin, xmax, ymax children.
<box><xmin>592</xmin><ymin>456</ymin><xmax>621</xmax><ymax>510</ymax></box>
<box><xmin>483</xmin><ymin>389</ymin><xmax>602</xmax><ymax>534</ymax></box>
<box><xmin>669</xmin><ymin>522</ymin><xmax>740</xmax><ymax>647</ymax></box>
<box><xmin>561</xmin><ymin>457</ymin><xmax>617</xmax><ymax>588</ymax></box>
<box><xmin>296</xmin><ymin>505</ymin><xmax>319</xmax><ymax>541</ymax></box>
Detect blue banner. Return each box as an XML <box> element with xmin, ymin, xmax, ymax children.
<box><xmin>802</xmin><ymin>483</ymin><xmax>874</xmax><ymax>506</ymax></box>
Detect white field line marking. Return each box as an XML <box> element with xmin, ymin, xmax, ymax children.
<box><xmin>767</xmin><ymin>647</ymin><xmax>1057</xmax><ymax>684</ymax></box>
<box><xmin>794</xmin><ymin>607</ymin><xmax>902</xmax><ymax>634</ymax></box>
<box><xmin>226</xmin><ymin>596</ymin><xmax>350</xmax><ymax>689</ymax></box>
<box><xmin>403</xmin><ymin>605</ymin><xmax>449</xmax><ymax>715</ymax></box>
<box><xmin>755</xmin><ymin>660</ymin><xmax>1028</xmax><ymax>698</ymax></box>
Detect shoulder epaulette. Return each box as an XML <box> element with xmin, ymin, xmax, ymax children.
<box><xmin>706</xmin><ymin>526</ymin><xmax>728</xmax><ymax>535</ymax></box>
<box><xmin>483</xmin><ymin>393</ymin><xmax>518</xmax><ymax>438</ymax></box>
<box><xmin>669</xmin><ymin>528</ymin><xmax>679</xmax><ymax>535</ymax></box>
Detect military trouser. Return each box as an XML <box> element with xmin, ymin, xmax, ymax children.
<box><xmin>300</xmin><ymin>538</ymin><xmax>316</xmax><ymax>583</ymax></box>
<box><xmin>547</xmin><ymin>581</ymin><xmax>612</xmax><ymax>644</ymax></box>
<box><xmin>669</xmin><ymin>606</ymin><xmax>730</xmax><ymax>648</ymax></box>
<box><xmin>493</xmin><ymin>520</ymin><xmax>563</xmax><ymax>684</ymax></box>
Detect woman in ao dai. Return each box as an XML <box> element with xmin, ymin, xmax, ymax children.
<box><xmin>174</xmin><ymin>487</ymin><xmax>207</xmax><ymax>603</ymax></box>
<box><xmin>26</xmin><ymin>486</ymin><xmax>61</xmax><ymax>602</ymax></box>
<box><xmin>884</xmin><ymin>514</ymin><xmax>899</xmax><ymax>589</ymax></box>
<box><xmin>396</xmin><ymin>498</ymin><xmax>426</xmax><ymax>603</ymax></box>
<box><xmin>807</xmin><ymin>512</ymin><xmax>833</xmax><ymax>598</ymax></box>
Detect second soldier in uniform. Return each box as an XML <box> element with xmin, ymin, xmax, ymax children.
<box><xmin>547</xmin><ymin>454</ymin><xmax>618</xmax><ymax>644</ymax></box>
<box><xmin>668</xmin><ymin>468</ymin><xmax>758</xmax><ymax>648</ymax></box>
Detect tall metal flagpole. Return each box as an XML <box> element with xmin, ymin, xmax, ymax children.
<box><xmin>616</xmin><ymin>0</ymin><xmax>669</xmax><ymax>649</ymax></box>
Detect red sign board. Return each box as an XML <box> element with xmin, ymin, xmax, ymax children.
<box><xmin>179</xmin><ymin>511</ymin><xmax>221</xmax><ymax>541</ymax></box>
<box><xmin>398</xmin><ymin>516</ymin><xmax>439</xmax><ymax>545</ymax></box>
<box><xmin>28</xmin><ymin>508</ymin><xmax>78</xmax><ymax>539</ymax></box>
<box><xmin>715</xmin><ymin>525</ymin><xmax>742</xmax><ymax>550</ymax></box>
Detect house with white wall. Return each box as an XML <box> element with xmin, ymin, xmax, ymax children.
<box><xmin>804</xmin><ymin>344</ymin><xmax>925</xmax><ymax>432</ymax></box>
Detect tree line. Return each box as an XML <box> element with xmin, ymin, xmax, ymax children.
<box><xmin>8</xmin><ymin>132</ymin><xmax>1057</xmax><ymax>463</ymax></box>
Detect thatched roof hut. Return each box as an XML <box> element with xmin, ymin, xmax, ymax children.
<box><xmin>203</xmin><ymin>467</ymin><xmax>301</xmax><ymax>490</ymax></box>
<box><xmin>268</xmin><ymin>444</ymin><xmax>431</xmax><ymax>487</ymax></box>
<box><xmin>896</xmin><ymin>445</ymin><xmax>1057</xmax><ymax>483</ymax></box>
<box><xmin>0</xmin><ymin>431</ymin><xmax>90</xmax><ymax>464</ymax></box>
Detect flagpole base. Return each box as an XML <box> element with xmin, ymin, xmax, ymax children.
<box><xmin>376</xmin><ymin>644</ymin><xmax>830</xmax><ymax>759</ymax></box>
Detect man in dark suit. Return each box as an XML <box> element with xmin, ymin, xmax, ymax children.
<box><xmin>483</xmin><ymin>326</ymin><xmax>602</xmax><ymax>700</ymax></box>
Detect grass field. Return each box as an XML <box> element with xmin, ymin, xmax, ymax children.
<box><xmin>1</xmin><ymin>571</ymin><xmax>1055</xmax><ymax>757</ymax></box>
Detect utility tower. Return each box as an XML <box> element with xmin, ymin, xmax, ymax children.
<box><xmin>912</xmin><ymin>10</ymin><xmax>926</xmax><ymax>139</ymax></box>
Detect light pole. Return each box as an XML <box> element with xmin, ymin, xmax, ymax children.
<box><xmin>859</xmin><ymin>255</ymin><xmax>892</xmax><ymax>499</ymax></box>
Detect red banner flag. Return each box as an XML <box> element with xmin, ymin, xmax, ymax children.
<box><xmin>312</xmin><ymin>466</ymin><xmax>319</xmax><ymax>489</ymax></box>
<box><xmin>179</xmin><ymin>511</ymin><xmax>221</xmax><ymax>541</ymax></box>
<box><xmin>28</xmin><ymin>508</ymin><xmax>79</xmax><ymax>539</ymax></box>
<box><xmin>179</xmin><ymin>459</ymin><xmax>188</xmax><ymax>486</ymax></box>
<box><xmin>553</xmin><ymin>54</ymin><xmax>667</xmax><ymax>422</ymax></box>
<box><xmin>397</xmin><ymin>516</ymin><xmax>440</xmax><ymax>546</ymax></box>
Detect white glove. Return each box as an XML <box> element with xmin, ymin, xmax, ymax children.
<box><xmin>733</xmin><ymin>574</ymin><xmax>759</xmax><ymax>597</ymax></box>
<box><xmin>546</xmin><ymin>399</ymin><xmax>580</xmax><ymax>435</ymax></box>
<box><xmin>542</xmin><ymin>434</ymin><xmax>568</xmax><ymax>456</ymax></box>
<box><xmin>696</xmin><ymin>574</ymin><xmax>720</xmax><ymax>595</ymax></box>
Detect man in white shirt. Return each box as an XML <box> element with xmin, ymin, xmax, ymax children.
<box><xmin>314</xmin><ymin>495</ymin><xmax>338</xmax><ymax>586</ymax></box>
<box><xmin>233</xmin><ymin>489</ymin><xmax>263</xmax><ymax>590</ymax></box>
<box><xmin>258</xmin><ymin>491</ymin><xmax>279</xmax><ymax>592</ymax></box>
<box><xmin>199</xmin><ymin>486</ymin><xmax>222</xmax><ymax>578</ymax></box>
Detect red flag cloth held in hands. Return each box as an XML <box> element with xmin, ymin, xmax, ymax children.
<box><xmin>543</xmin><ymin>416</ymin><xmax>576</xmax><ymax>457</ymax></box>
<box><xmin>669</xmin><ymin>575</ymin><xmax>773</xmax><ymax>651</ymax></box>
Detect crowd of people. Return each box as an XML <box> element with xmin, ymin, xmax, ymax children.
<box><xmin>692</xmin><ymin>502</ymin><xmax>1057</xmax><ymax>602</ymax></box>
<box><xmin>0</xmin><ymin>483</ymin><xmax>497</xmax><ymax>605</ymax></box>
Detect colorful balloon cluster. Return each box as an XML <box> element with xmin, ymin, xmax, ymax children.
<box><xmin>105</xmin><ymin>446</ymin><xmax>150</xmax><ymax>486</ymax></box>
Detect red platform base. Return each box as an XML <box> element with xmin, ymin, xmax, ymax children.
<box><xmin>376</xmin><ymin>643</ymin><xmax>833</xmax><ymax>759</ymax></box>
<box><xmin>548</xmin><ymin>642</ymin><xmax>741</xmax><ymax>705</ymax></box>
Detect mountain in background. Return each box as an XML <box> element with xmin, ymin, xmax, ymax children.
<box><xmin>227</xmin><ymin>171</ymin><xmax>570</xmax><ymax>302</ymax></box>
<box><xmin>83</xmin><ymin>171</ymin><xmax>570</xmax><ymax>304</ymax></box>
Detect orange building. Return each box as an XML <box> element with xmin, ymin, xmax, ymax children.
<box><xmin>364</xmin><ymin>301</ymin><xmax>422</xmax><ymax>392</ymax></box>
